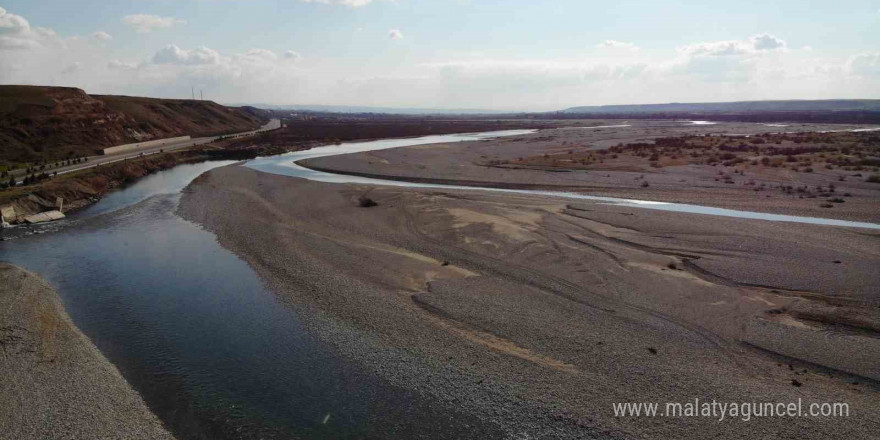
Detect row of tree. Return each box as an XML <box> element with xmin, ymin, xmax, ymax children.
<box><xmin>0</xmin><ymin>171</ymin><xmax>57</xmax><ymax>190</ymax></box>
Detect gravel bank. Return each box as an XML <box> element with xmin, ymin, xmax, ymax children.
<box><xmin>0</xmin><ymin>263</ymin><xmax>175</xmax><ymax>440</ymax></box>
<box><xmin>179</xmin><ymin>165</ymin><xmax>879</xmax><ymax>439</ymax></box>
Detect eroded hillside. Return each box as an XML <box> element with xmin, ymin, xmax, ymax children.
<box><xmin>0</xmin><ymin>85</ymin><xmax>267</xmax><ymax>165</ymax></box>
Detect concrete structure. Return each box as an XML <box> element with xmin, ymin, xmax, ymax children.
<box><xmin>23</xmin><ymin>210</ymin><xmax>65</xmax><ymax>224</ymax></box>
<box><xmin>102</xmin><ymin>136</ymin><xmax>191</xmax><ymax>155</ymax></box>
<box><xmin>1</xmin><ymin>205</ymin><xmax>14</xmax><ymax>227</ymax></box>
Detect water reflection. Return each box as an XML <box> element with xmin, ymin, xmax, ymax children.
<box><xmin>2</xmin><ymin>162</ymin><xmax>500</xmax><ymax>439</ymax></box>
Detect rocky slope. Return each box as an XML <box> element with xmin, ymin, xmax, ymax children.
<box><xmin>0</xmin><ymin>85</ymin><xmax>267</xmax><ymax>166</ymax></box>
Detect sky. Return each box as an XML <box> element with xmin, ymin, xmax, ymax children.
<box><xmin>1</xmin><ymin>0</ymin><xmax>878</xmax><ymax>111</ymax></box>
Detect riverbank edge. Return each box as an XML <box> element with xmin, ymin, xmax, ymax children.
<box><xmin>0</xmin><ymin>263</ymin><xmax>175</xmax><ymax>439</ymax></box>
<box><xmin>0</xmin><ymin>125</ymin><xmax>540</xmax><ymax>223</ymax></box>
<box><xmin>0</xmin><ymin>150</ymin><xmax>220</xmax><ymax>221</ymax></box>
<box><xmin>296</xmin><ymin>160</ymin><xmax>880</xmax><ymax>224</ymax></box>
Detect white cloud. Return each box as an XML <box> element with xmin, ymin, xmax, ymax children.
<box><xmin>847</xmin><ymin>52</ymin><xmax>880</xmax><ymax>77</ymax></box>
<box><xmin>61</xmin><ymin>62</ymin><xmax>82</xmax><ymax>74</ymax></box>
<box><xmin>92</xmin><ymin>31</ymin><xmax>112</xmax><ymax>41</ymax></box>
<box><xmin>300</xmin><ymin>0</ymin><xmax>376</xmax><ymax>6</ymax></box>
<box><xmin>596</xmin><ymin>40</ymin><xmax>639</xmax><ymax>51</ymax></box>
<box><xmin>0</xmin><ymin>35</ymin><xmax>39</xmax><ymax>50</ymax></box>
<box><xmin>0</xmin><ymin>5</ymin><xmax>874</xmax><ymax>113</ymax></box>
<box><xmin>122</xmin><ymin>14</ymin><xmax>186</xmax><ymax>33</ymax></box>
<box><xmin>152</xmin><ymin>44</ymin><xmax>220</xmax><ymax>65</ymax></box>
<box><xmin>750</xmin><ymin>33</ymin><xmax>786</xmax><ymax>50</ymax></box>
<box><xmin>678</xmin><ymin>33</ymin><xmax>787</xmax><ymax>57</ymax></box>
<box><xmin>389</xmin><ymin>29</ymin><xmax>403</xmax><ymax>40</ymax></box>
<box><xmin>0</xmin><ymin>6</ymin><xmax>29</xmax><ymax>35</ymax></box>
<box><xmin>108</xmin><ymin>60</ymin><xmax>138</xmax><ymax>71</ymax></box>
<box><xmin>0</xmin><ymin>6</ymin><xmax>55</xmax><ymax>49</ymax></box>
<box><xmin>678</xmin><ymin>40</ymin><xmax>749</xmax><ymax>57</ymax></box>
<box><xmin>666</xmin><ymin>54</ymin><xmax>756</xmax><ymax>82</ymax></box>
<box><xmin>242</xmin><ymin>48</ymin><xmax>278</xmax><ymax>61</ymax></box>
<box><xmin>666</xmin><ymin>34</ymin><xmax>793</xmax><ymax>84</ymax></box>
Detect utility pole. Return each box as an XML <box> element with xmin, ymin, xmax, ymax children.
<box><xmin>191</xmin><ymin>87</ymin><xmax>195</xmax><ymax>100</ymax></box>
<box><xmin>200</xmin><ymin>89</ymin><xmax>204</xmax><ymax>101</ymax></box>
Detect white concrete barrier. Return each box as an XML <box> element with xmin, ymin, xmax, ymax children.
<box><xmin>102</xmin><ymin>135</ymin><xmax>191</xmax><ymax>155</ymax></box>
<box><xmin>24</xmin><ymin>210</ymin><xmax>65</xmax><ymax>224</ymax></box>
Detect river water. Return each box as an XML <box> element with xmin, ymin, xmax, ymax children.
<box><xmin>2</xmin><ymin>129</ymin><xmax>878</xmax><ymax>439</ymax></box>
<box><xmin>0</xmin><ymin>148</ymin><xmax>507</xmax><ymax>439</ymax></box>
<box><xmin>247</xmin><ymin>131</ymin><xmax>880</xmax><ymax>230</ymax></box>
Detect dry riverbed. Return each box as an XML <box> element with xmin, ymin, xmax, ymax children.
<box><xmin>302</xmin><ymin>120</ymin><xmax>880</xmax><ymax>222</ymax></box>
<box><xmin>179</xmin><ymin>164</ymin><xmax>880</xmax><ymax>439</ymax></box>
<box><xmin>0</xmin><ymin>263</ymin><xmax>174</xmax><ymax>439</ymax></box>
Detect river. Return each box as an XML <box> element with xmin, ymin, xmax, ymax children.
<box><xmin>0</xmin><ymin>142</ymin><xmax>509</xmax><ymax>439</ymax></box>
<box><xmin>2</xmin><ymin>128</ymin><xmax>877</xmax><ymax>439</ymax></box>
<box><xmin>246</xmin><ymin>131</ymin><xmax>880</xmax><ymax>230</ymax></box>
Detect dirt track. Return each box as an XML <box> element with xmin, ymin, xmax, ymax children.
<box><xmin>179</xmin><ymin>164</ymin><xmax>880</xmax><ymax>439</ymax></box>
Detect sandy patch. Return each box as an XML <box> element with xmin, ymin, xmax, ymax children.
<box><xmin>627</xmin><ymin>261</ymin><xmax>716</xmax><ymax>287</ymax></box>
<box><xmin>446</xmin><ymin>207</ymin><xmax>543</xmax><ymax>242</ymax></box>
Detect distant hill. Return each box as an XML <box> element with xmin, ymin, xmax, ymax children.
<box><xmin>234</xmin><ymin>103</ymin><xmax>504</xmax><ymax>115</ymax></box>
<box><xmin>0</xmin><ymin>85</ymin><xmax>268</xmax><ymax>166</ymax></box>
<box><xmin>562</xmin><ymin>100</ymin><xmax>880</xmax><ymax>114</ymax></box>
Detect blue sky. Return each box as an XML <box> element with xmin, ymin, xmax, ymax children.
<box><xmin>1</xmin><ymin>0</ymin><xmax>878</xmax><ymax>110</ymax></box>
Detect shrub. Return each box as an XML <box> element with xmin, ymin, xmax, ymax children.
<box><xmin>358</xmin><ymin>196</ymin><xmax>378</xmax><ymax>207</ymax></box>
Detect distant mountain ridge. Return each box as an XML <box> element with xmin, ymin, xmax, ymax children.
<box><xmin>562</xmin><ymin>100</ymin><xmax>880</xmax><ymax>114</ymax></box>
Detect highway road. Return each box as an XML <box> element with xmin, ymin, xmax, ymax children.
<box><xmin>12</xmin><ymin>119</ymin><xmax>281</xmax><ymax>184</ymax></box>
